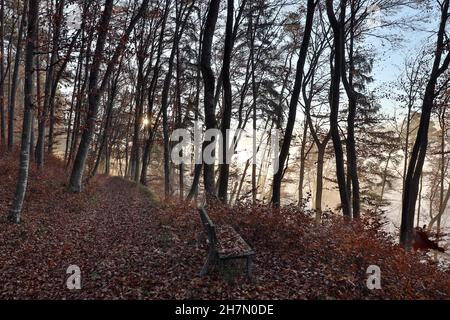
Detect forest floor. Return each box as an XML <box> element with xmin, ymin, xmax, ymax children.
<box><xmin>1</xmin><ymin>150</ymin><xmax>450</xmax><ymax>299</ymax></box>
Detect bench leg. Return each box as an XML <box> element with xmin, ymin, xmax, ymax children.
<box><xmin>196</xmin><ymin>232</ymin><xmax>205</xmax><ymax>249</ymax></box>
<box><xmin>246</xmin><ymin>256</ymin><xmax>253</xmax><ymax>279</ymax></box>
<box><xmin>218</xmin><ymin>258</ymin><xmax>225</xmax><ymax>275</ymax></box>
<box><xmin>200</xmin><ymin>249</ymin><xmax>215</xmax><ymax>277</ymax></box>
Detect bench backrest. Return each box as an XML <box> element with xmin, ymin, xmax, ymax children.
<box><xmin>198</xmin><ymin>208</ymin><xmax>217</xmax><ymax>247</ymax></box>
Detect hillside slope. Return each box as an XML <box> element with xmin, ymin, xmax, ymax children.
<box><xmin>1</xmin><ymin>150</ymin><xmax>450</xmax><ymax>299</ymax></box>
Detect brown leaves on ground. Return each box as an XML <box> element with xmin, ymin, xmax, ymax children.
<box><xmin>215</xmin><ymin>225</ymin><xmax>253</xmax><ymax>257</ymax></box>
<box><xmin>1</xmin><ymin>149</ymin><xmax>450</xmax><ymax>299</ymax></box>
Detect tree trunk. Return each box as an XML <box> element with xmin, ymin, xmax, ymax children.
<box><xmin>400</xmin><ymin>0</ymin><xmax>450</xmax><ymax>248</ymax></box>
<box><xmin>298</xmin><ymin>120</ymin><xmax>308</xmax><ymax>205</ymax></box>
<box><xmin>272</xmin><ymin>0</ymin><xmax>316</xmax><ymax>207</ymax></box>
<box><xmin>218</xmin><ymin>0</ymin><xmax>234</xmax><ymax>203</ymax></box>
<box><xmin>402</xmin><ymin>104</ymin><xmax>412</xmax><ymax>188</ymax></box>
<box><xmin>161</xmin><ymin>45</ymin><xmax>177</xmax><ymax>198</ymax></box>
<box><xmin>0</xmin><ymin>0</ymin><xmax>5</xmax><ymax>145</ymax></box>
<box><xmin>161</xmin><ymin>1</ymin><xmax>193</xmax><ymax>198</ymax></box>
<box><xmin>8</xmin><ymin>0</ymin><xmax>38</xmax><ymax>223</ymax></box>
<box><xmin>341</xmin><ymin>1</ymin><xmax>360</xmax><ymax>218</ymax></box>
<box><xmin>175</xmin><ymin>46</ymin><xmax>184</xmax><ymax>200</ymax></box>
<box><xmin>91</xmin><ymin>63</ymin><xmax>122</xmax><ymax>177</ymax></box>
<box><xmin>201</xmin><ymin>0</ymin><xmax>221</xmax><ymax>201</ymax></box>
<box><xmin>130</xmin><ymin>60</ymin><xmax>145</xmax><ymax>182</ymax></box>
<box><xmin>186</xmin><ymin>6</ymin><xmax>203</xmax><ymax>201</ymax></box>
<box><xmin>213</xmin><ymin>0</ymin><xmax>247</xmax><ymax>110</ymax></box>
<box><xmin>326</xmin><ymin>0</ymin><xmax>351</xmax><ymax>218</ymax></box>
<box><xmin>314</xmin><ymin>145</ymin><xmax>326</xmax><ymax>222</ymax></box>
<box><xmin>7</xmin><ymin>0</ymin><xmax>28</xmax><ymax>151</ymax></box>
<box><xmin>249</xmin><ymin>7</ymin><xmax>258</xmax><ymax>205</ymax></box>
<box><xmin>36</xmin><ymin>0</ymin><xmax>64</xmax><ymax>166</ymax></box>
<box><xmin>235</xmin><ymin>159</ymin><xmax>250</xmax><ymax>203</ymax></box>
<box><xmin>69</xmin><ymin>0</ymin><xmax>149</xmax><ymax>192</ymax></box>
<box><xmin>69</xmin><ymin>0</ymin><xmax>114</xmax><ymax>192</ymax></box>
<box><xmin>428</xmin><ymin>182</ymin><xmax>450</xmax><ymax>230</ymax></box>
<box><xmin>437</xmin><ymin>111</ymin><xmax>446</xmax><ymax>241</ymax></box>
<box><xmin>416</xmin><ymin>172</ymin><xmax>423</xmax><ymax>227</ymax></box>
<box><xmin>140</xmin><ymin>0</ymin><xmax>170</xmax><ymax>186</ymax></box>
<box><xmin>377</xmin><ymin>151</ymin><xmax>392</xmax><ymax>211</ymax></box>
<box><xmin>65</xmin><ymin>2</ymin><xmax>90</xmax><ymax>164</ymax></box>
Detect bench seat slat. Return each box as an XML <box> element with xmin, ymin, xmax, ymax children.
<box><xmin>215</xmin><ymin>225</ymin><xmax>254</xmax><ymax>258</ymax></box>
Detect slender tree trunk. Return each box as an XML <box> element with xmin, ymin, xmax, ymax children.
<box><xmin>428</xmin><ymin>182</ymin><xmax>450</xmax><ymax>229</ymax></box>
<box><xmin>47</xmin><ymin>30</ymin><xmax>80</xmax><ymax>156</ymax></box>
<box><xmin>186</xmin><ymin>6</ymin><xmax>203</xmax><ymax>201</ymax></box>
<box><xmin>272</xmin><ymin>0</ymin><xmax>316</xmax><ymax>207</ymax></box>
<box><xmin>129</xmin><ymin>21</ymin><xmax>156</xmax><ymax>182</ymax></box>
<box><xmin>326</xmin><ymin>0</ymin><xmax>351</xmax><ymax>218</ymax></box>
<box><xmin>35</xmin><ymin>0</ymin><xmax>64</xmax><ymax>166</ymax></box>
<box><xmin>48</xmin><ymin>101</ymin><xmax>55</xmax><ymax>153</ymax></box>
<box><xmin>175</xmin><ymin>46</ymin><xmax>184</xmax><ymax>200</ymax></box>
<box><xmin>416</xmin><ymin>172</ymin><xmax>423</xmax><ymax>227</ymax></box>
<box><xmin>160</xmin><ymin>1</ymin><xmax>193</xmax><ymax>198</ymax></box>
<box><xmin>249</xmin><ymin>7</ymin><xmax>258</xmax><ymax>205</ymax></box>
<box><xmin>8</xmin><ymin>0</ymin><xmax>28</xmax><ymax>151</ymax></box>
<box><xmin>140</xmin><ymin>1</ymin><xmax>170</xmax><ymax>186</ymax></box>
<box><xmin>218</xmin><ymin>0</ymin><xmax>234</xmax><ymax>203</ymax></box>
<box><xmin>64</xmin><ymin>42</ymin><xmax>83</xmax><ymax>161</ymax></box>
<box><xmin>402</xmin><ymin>104</ymin><xmax>412</xmax><ymax>188</ymax></box>
<box><xmin>341</xmin><ymin>1</ymin><xmax>360</xmax><ymax>218</ymax></box>
<box><xmin>400</xmin><ymin>0</ymin><xmax>450</xmax><ymax>248</ymax></box>
<box><xmin>161</xmin><ymin>52</ymin><xmax>176</xmax><ymax>197</ymax></box>
<box><xmin>8</xmin><ymin>0</ymin><xmax>37</xmax><ymax>223</ymax></box>
<box><xmin>124</xmin><ymin>104</ymin><xmax>133</xmax><ymax>178</ymax></box>
<box><xmin>379</xmin><ymin>152</ymin><xmax>392</xmax><ymax>205</ymax></box>
<box><xmin>67</xmin><ymin>33</ymin><xmax>91</xmax><ymax>167</ymax></box>
<box><xmin>304</xmin><ymin>94</ymin><xmax>331</xmax><ymax>219</ymax></box>
<box><xmin>69</xmin><ymin>0</ymin><xmax>149</xmax><ymax>192</ymax></box>
<box><xmin>235</xmin><ymin>159</ymin><xmax>250</xmax><ymax>203</ymax></box>
<box><xmin>91</xmin><ymin>63</ymin><xmax>122</xmax><ymax>177</ymax></box>
<box><xmin>437</xmin><ymin>112</ymin><xmax>446</xmax><ymax>241</ymax></box>
<box><xmin>213</xmin><ymin>0</ymin><xmax>247</xmax><ymax>109</ymax></box>
<box><xmin>69</xmin><ymin>0</ymin><xmax>114</xmax><ymax>192</ymax></box>
<box><xmin>131</xmin><ymin>60</ymin><xmax>145</xmax><ymax>182</ymax></box>
<box><xmin>65</xmin><ymin>2</ymin><xmax>90</xmax><ymax>164</ymax></box>
<box><xmin>0</xmin><ymin>0</ymin><xmax>5</xmax><ymax>145</ymax></box>
<box><xmin>314</xmin><ymin>145</ymin><xmax>327</xmax><ymax>222</ymax></box>
<box><xmin>67</xmin><ymin>70</ymin><xmax>86</xmax><ymax>166</ymax></box>
<box><xmin>201</xmin><ymin>0</ymin><xmax>221</xmax><ymax>201</ymax></box>
<box><xmin>298</xmin><ymin>120</ymin><xmax>308</xmax><ymax>205</ymax></box>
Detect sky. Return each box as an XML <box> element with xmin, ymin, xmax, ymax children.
<box><xmin>366</xmin><ymin>4</ymin><xmax>438</xmax><ymax>113</ymax></box>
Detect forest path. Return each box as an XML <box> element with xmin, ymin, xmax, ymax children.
<box><xmin>61</xmin><ymin>176</ymin><xmax>165</xmax><ymax>298</ymax></box>
<box><xmin>0</xmin><ymin>173</ymin><xmax>204</xmax><ymax>299</ymax></box>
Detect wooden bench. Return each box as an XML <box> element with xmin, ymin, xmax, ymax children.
<box><xmin>198</xmin><ymin>207</ymin><xmax>255</xmax><ymax>278</ymax></box>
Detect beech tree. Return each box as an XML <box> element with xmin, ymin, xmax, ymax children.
<box><xmin>217</xmin><ymin>0</ymin><xmax>234</xmax><ymax>203</ymax></box>
<box><xmin>9</xmin><ymin>0</ymin><xmax>38</xmax><ymax>223</ymax></box>
<box><xmin>160</xmin><ymin>0</ymin><xmax>195</xmax><ymax>198</ymax></box>
<box><xmin>200</xmin><ymin>0</ymin><xmax>220</xmax><ymax>200</ymax></box>
<box><xmin>0</xmin><ymin>0</ymin><xmax>5</xmax><ymax>145</ymax></box>
<box><xmin>35</xmin><ymin>0</ymin><xmax>65</xmax><ymax>167</ymax></box>
<box><xmin>271</xmin><ymin>0</ymin><xmax>316</xmax><ymax>207</ymax></box>
<box><xmin>7</xmin><ymin>0</ymin><xmax>27</xmax><ymax>151</ymax></box>
<box><xmin>325</xmin><ymin>0</ymin><xmax>352</xmax><ymax>217</ymax></box>
<box><xmin>68</xmin><ymin>0</ymin><xmax>149</xmax><ymax>192</ymax></box>
<box><xmin>400</xmin><ymin>0</ymin><xmax>450</xmax><ymax>248</ymax></box>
